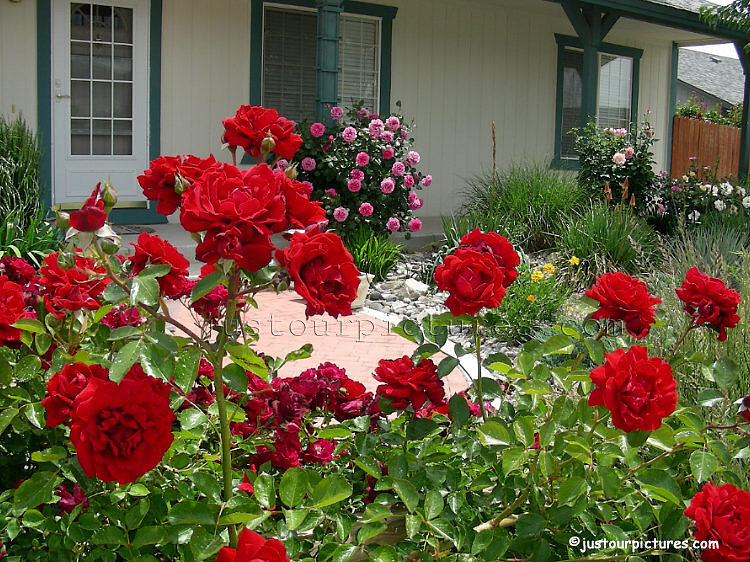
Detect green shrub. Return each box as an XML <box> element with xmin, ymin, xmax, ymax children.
<box><xmin>342</xmin><ymin>226</ymin><xmax>403</xmax><ymax>282</ymax></box>
<box><xmin>573</xmin><ymin>120</ymin><xmax>657</xmax><ymax>213</ymax></box>
<box><xmin>0</xmin><ymin>208</ymin><xmax>60</xmax><ymax>267</ymax></box>
<box><xmin>459</xmin><ymin>164</ymin><xmax>583</xmax><ymax>252</ymax></box>
<box><xmin>557</xmin><ymin>203</ymin><xmax>661</xmax><ymax>287</ymax></box>
<box><xmin>484</xmin><ymin>258</ymin><xmax>570</xmax><ymax>344</ymax></box>
<box><xmin>0</xmin><ymin>115</ymin><xmax>42</xmax><ymax>233</ymax></box>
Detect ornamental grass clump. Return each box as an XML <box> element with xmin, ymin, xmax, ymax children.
<box><xmin>1</xmin><ymin>107</ymin><xmax>749</xmax><ymax>562</ymax></box>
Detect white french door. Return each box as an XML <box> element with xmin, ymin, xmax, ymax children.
<box><xmin>51</xmin><ymin>0</ymin><xmax>149</xmax><ymax>206</ymax></box>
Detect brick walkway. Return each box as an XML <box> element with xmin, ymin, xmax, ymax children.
<box><xmin>168</xmin><ymin>290</ymin><xmax>470</xmax><ymax>396</ymax></box>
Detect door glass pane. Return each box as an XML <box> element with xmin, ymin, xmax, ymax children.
<box><xmin>113</xmin><ymin>45</ymin><xmax>132</xmax><ymax>80</ymax></box>
<box><xmin>92</xmin><ymin>42</ymin><xmax>112</xmax><ymax>79</ymax></box>
<box><xmin>92</xmin><ymin>119</ymin><xmax>112</xmax><ymax>155</ymax></box>
<box><xmin>71</xmin><ymin>81</ymin><xmax>90</xmax><ymax>117</ymax></box>
<box><xmin>113</xmin><ymin>83</ymin><xmax>132</xmax><ymax>118</ymax></box>
<box><xmin>71</xmin><ymin>4</ymin><xmax>91</xmax><ymax>41</ymax></box>
<box><xmin>561</xmin><ymin>47</ymin><xmax>583</xmax><ymax>158</ymax></box>
<box><xmin>91</xmin><ymin>5</ymin><xmax>112</xmax><ymax>43</ymax></box>
<box><xmin>71</xmin><ymin>119</ymin><xmax>91</xmax><ymax>155</ymax></box>
<box><xmin>92</xmin><ymin>82</ymin><xmax>112</xmax><ymax>117</ymax></box>
<box><xmin>113</xmin><ymin>121</ymin><xmax>132</xmax><ymax>155</ymax></box>
<box><xmin>71</xmin><ymin>41</ymin><xmax>90</xmax><ymax>79</ymax></box>
<box><xmin>598</xmin><ymin>53</ymin><xmax>633</xmax><ymax>130</ymax></box>
<box><xmin>113</xmin><ymin>7</ymin><xmax>133</xmax><ymax>43</ymax></box>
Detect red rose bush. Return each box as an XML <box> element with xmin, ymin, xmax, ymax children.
<box><xmin>2</xmin><ymin>104</ymin><xmax>748</xmax><ymax>561</ymax></box>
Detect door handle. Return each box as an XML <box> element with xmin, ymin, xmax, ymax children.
<box><xmin>55</xmin><ymin>89</ymin><xmax>71</xmax><ymax>99</ymax></box>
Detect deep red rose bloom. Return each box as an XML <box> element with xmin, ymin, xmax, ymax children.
<box><xmin>433</xmin><ymin>248</ymin><xmax>506</xmax><ymax>316</ymax></box>
<box><xmin>275</xmin><ymin>171</ymin><xmax>327</xmax><ymax>229</ymax></box>
<box><xmin>39</xmin><ymin>252</ymin><xmax>110</xmax><ymax>316</ymax></box>
<box><xmin>222</xmin><ymin>105</ymin><xmax>302</xmax><ymax>161</ymax></box>
<box><xmin>676</xmin><ymin>267</ymin><xmax>741</xmax><ymax>341</ymax></box>
<box><xmin>55</xmin><ymin>483</ymin><xmax>89</xmax><ymax>516</ymax></box>
<box><xmin>215</xmin><ymin>527</ymin><xmax>289</xmax><ymax>562</ymax></box>
<box><xmin>275</xmin><ymin>226</ymin><xmax>360</xmax><ymax>318</ymax></box>
<box><xmin>250</xmin><ymin>427</ymin><xmax>302</xmax><ymax>471</ymax></box>
<box><xmin>586</xmin><ymin>272</ymin><xmax>661</xmax><ymax>339</ymax></box>
<box><xmin>738</xmin><ymin>394</ymin><xmax>750</xmax><ymax>423</ymax></box>
<box><xmin>300</xmin><ymin>439</ymin><xmax>335</xmax><ymax>465</ymax></box>
<box><xmin>101</xmin><ymin>303</ymin><xmax>146</xmax><ymax>328</ymax></box>
<box><xmin>684</xmin><ymin>482</ymin><xmax>750</xmax><ymax>562</ymax></box>
<box><xmin>69</xmin><ymin>183</ymin><xmax>107</xmax><ymax>232</ymax></box>
<box><xmin>0</xmin><ymin>275</ymin><xmax>25</xmax><ymax>345</ymax></box>
<box><xmin>238</xmin><ymin>473</ymin><xmax>254</xmax><ymax>495</ymax></box>
<box><xmin>0</xmin><ymin>256</ymin><xmax>38</xmax><ymax>286</ymax></box>
<box><xmin>589</xmin><ymin>346</ymin><xmax>677</xmax><ymax>433</ymax></box>
<box><xmin>42</xmin><ymin>362</ymin><xmax>109</xmax><ymax>427</ymax></box>
<box><xmin>459</xmin><ymin>228</ymin><xmax>520</xmax><ymax>287</ymax></box>
<box><xmin>138</xmin><ymin>155</ymin><xmax>220</xmax><ymax>216</ymax></box>
<box><xmin>129</xmin><ymin>233</ymin><xmax>190</xmax><ymax>298</ymax></box>
<box><xmin>69</xmin><ymin>368</ymin><xmax>174</xmax><ymax>485</ymax></box>
<box><xmin>374</xmin><ymin>356</ymin><xmax>445</xmax><ymax>410</ymax></box>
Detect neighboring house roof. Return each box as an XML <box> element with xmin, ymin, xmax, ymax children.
<box><xmin>678</xmin><ymin>48</ymin><xmax>744</xmax><ymax>105</ymax></box>
<box><xmin>646</xmin><ymin>0</ymin><xmax>715</xmax><ymax>13</ymax></box>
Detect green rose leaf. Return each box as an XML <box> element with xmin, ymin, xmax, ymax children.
<box><xmin>168</xmin><ymin>500</ymin><xmax>219</xmax><ymax>526</ymax></box>
<box><xmin>110</xmin><ymin>340</ymin><xmax>142</xmax><ymax>383</ymax></box>
<box><xmin>279</xmin><ymin>467</ymin><xmax>308</xmax><ymax>508</ymax></box>
<box><xmin>253</xmin><ymin>474</ymin><xmax>276</xmax><ymax>510</ymax></box>
<box><xmin>424</xmin><ymin>489</ymin><xmax>444</xmax><ymax>520</ymax></box>
<box><xmin>392</xmin><ymin>478</ymin><xmax>419</xmax><ymax>513</ymax></box>
<box><xmin>448</xmin><ymin>393</ymin><xmax>471</xmax><ymax>427</ymax></box>
<box><xmin>311</xmin><ymin>476</ymin><xmax>352</xmax><ymax>508</ymax></box>
<box><xmin>13</xmin><ymin>471</ymin><xmax>62</xmax><ymax>514</ymax></box>
<box><xmin>132</xmin><ymin>525</ymin><xmax>169</xmax><ymax>548</ymax></box>
<box><xmin>130</xmin><ymin>276</ymin><xmax>159</xmax><ymax>307</ymax></box>
<box><xmin>173</xmin><ymin>348</ymin><xmax>202</xmax><ymax>395</ymax></box>
<box><xmin>636</xmin><ymin>469</ymin><xmax>682</xmax><ymax>505</ymax></box>
<box><xmin>406</xmin><ymin>418</ymin><xmax>439</xmax><ymax>440</ymax></box>
<box><xmin>190</xmin><ymin>271</ymin><xmax>226</xmax><ymax>302</ymax></box>
<box><xmin>712</xmin><ymin>357</ymin><xmax>739</xmax><ymax>390</ymax></box>
<box><xmin>91</xmin><ymin>526</ymin><xmax>129</xmax><ymax>545</ymax></box>
<box><xmin>478</xmin><ymin>420</ymin><xmax>512</xmax><ymax>446</ymax></box>
<box><xmin>437</xmin><ymin>356</ymin><xmax>460</xmax><ymax>378</ymax></box>
<box><xmin>690</xmin><ymin>450</ymin><xmax>719</xmax><ymax>482</ymax></box>
<box><xmin>357</xmin><ymin>522</ymin><xmax>387</xmax><ymax>544</ymax></box>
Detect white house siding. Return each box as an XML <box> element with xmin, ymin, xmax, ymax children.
<box><xmin>0</xmin><ymin>1</ymin><xmax>38</xmax><ymax>130</ymax></box>
<box><xmin>160</xmin><ymin>0</ymin><xmax>250</xmax><ymax>160</ymax></box>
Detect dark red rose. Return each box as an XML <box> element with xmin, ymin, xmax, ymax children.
<box><xmin>101</xmin><ymin>303</ymin><xmax>146</xmax><ymax>328</ymax></box>
<box><xmin>275</xmin><ymin>226</ymin><xmax>360</xmax><ymax>318</ymax></box>
<box><xmin>0</xmin><ymin>275</ymin><xmax>25</xmax><ymax>345</ymax></box>
<box><xmin>275</xmin><ymin>171</ymin><xmax>327</xmax><ymax>229</ymax></box>
<box><xmin>0</xmin><ymin>256</ymin><xmax>38</xmax><ymax>286</ymax></box>
<box><xmin>268</xmin><ymin>379</ymin><xmax>311</xmax><ymax>424</ymax></box>
<box><xmin>585</xmin><ymin>272</ymin><xmax>661</xmax><ymax>339</ymax></box>
<box><xmin>250</xmin><ymin>427</ymin><xmax>302</xmax><ymax>471</ymax></box>
<box><xmin>300</xmin><ymin>439</ymin><xmax>335</xmax><ymax>465</ymax></box>
<box><xmin>684</xmin><ymin>482</ymin><xmax>750</xmax><ymax>562</ymax></box>
<box><xmin>138</xmin><ymin>155</ymin><xmax>220</xmax><ymax>216</ymax></box>
<box><xmin>215</xmin><ymin>527</ymin><xmax>289</xmax><ymax>562</ymax></box>
<box><xmin>129</xmin><ymin>233</ymin><xmax>190</xmax><ymax>298</ymax></box>
<box><xmin>69</xmin><ymin>183</ymin><xmax>107</xmax><ymax>232</ymax></box>
<box><xmin>69</xmin><ymin>368</ymin><xmax>174</xmax><ymax>484</ymax></box>
<box><xmin>738</xmin><ymin>394</ymin><xmax>750</xmax><ymax>423</ymax></box>
<box><xmin>42</xmin><ymin>362</ymin><xmax>109</xmax><ymax>427</ymax></box>
<box><xmin>589</xmin><ymin>346</ymin><xmax>677</xmax><ymax>433</ymax></box>
<box><xmin>222</xmin><ymin>105</ymin><xmax>302</xmax><ymax>161</ymax></box>
<box><xmin>676</xmin><ymin>267</ymin><xmax>741</xmax><ymax>341</ymax></box>
<box><xmin>433</xmin><ymin>248</ymin><xmax>506</xmax><ymax>316</ymax></box>
<box><xmin>55</xmin><ymin>483</ymin><xmax>89</xmax><ymax>516</ymax></box>
<box><xmin>374</xmin><ymin>356</ymin><xmax>445</xmax><ymax>410</ymax></box>
<box><xmin>238</xmin><ymin>473</ymin><xmax>254</xmax><ymax>495</ymax></box>
<box><xmin>459</xmin><ymin>228</ymin><xmax>520</xmax><ymax>287</ymax></box>
<box><xmin>39</xmin><ymin>252</ymin><xmax>110</xmax><ymax>316</ymax></box>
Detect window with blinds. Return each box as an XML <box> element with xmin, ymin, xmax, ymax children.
<box><xmin>262</xmin><ymin>6</ymin><xmax>381</xmax><ymax>123</ymax></box>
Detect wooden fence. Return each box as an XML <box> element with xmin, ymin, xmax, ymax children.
<box><xmin>670</xmin><ymin>115</ymin><xmax>744</xmax><ymax>180</ymax></box>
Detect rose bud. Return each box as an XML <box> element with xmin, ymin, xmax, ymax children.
<box><xmin>54</xmin><ymin>208</ymin><xmax>70</xmax><ymax>230</ymax></box>
<box><xmin>99</xmin><ymin>237</ymin><xmax>120</xmax><ymax>255</ymax></box>
<box><xmin>102</xmin><ymin>181</ymin><xmax>118</xmax><ymax>212</ymax></box>
<box><xmin>260</xmin><ymin>133</ymin><xmax>276</xmax><ymax>155</ymax></box>
<box><xmin>57</xmin><ymin>251</ymin><xmax>76</xmax><ymax>270</ymax></box>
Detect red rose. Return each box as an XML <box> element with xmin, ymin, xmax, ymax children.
<box><xmin>222</xmin><ymin>105</ymin><xmax>302</xmax><ymax>160</ymax></box>
<box><xmin>0</xmin><ymin>275</ymin><xmax>25</xmax><ymax>345</ymax></box>
<box><xmin>433</xmin><ymin>248</ymin><xmax>506</xmax><ymax>316</ymax></box>
<box><xmin>42</xmin><ymin>362</ymin><xmax>109</xmax><ymax>427</ymax></box>
<box><xmin>250</xmin><ymin>427</ymin><xmax>302</xmax><ymax>471</ymax></box>
<box><xmin>55</xmin><ymin>483</ymin><xmax>89</xmax><ymax>516</ymax></box>
<box><xmin>138</xmin><ymin>155</ymin><xmax>220</xmax><ymax>216</ymax></box>
<box><xmin>215</xmin><ymin>527</ymin><xmax>289</xmax><ymax>562</ymax></box>
<box><xmin>101</xmin><ymin>303</ymin><xmax>145</xmax><ymax>328</ymax></box>
<box><xmin>69</xmin><ymin>367</ymin><xmax>174</xmax><ymax>485</ymax></box>
<box><xmin>275</xmin><ymin>171</ymin><xmax>327</xmax><ymax>229</ymax></box>
<box><xmin>129</xmin><ymin>233</ymin><xmax>190</xmax><ymax>298</ymax></box>
<box><xmin>275</xmin><ymin>227</ymin><xmax>360</xmax><ymax>318</ymax></box>
<box><xmin>585</xmin><ymin>272</ymin><xmax>661</xmax><ymax>339</ymax></box>
<box><xmin>459</xmin><ymin>228</ymin><xmax>520</xmax><ymax>287</ymax></box>
<box><xmin>300</xmin><ymin>439</ymin><xmax>335</xmax><ymax>465</ymax></box>
<box><xmin>69</xmin><ymin>183</ymin><xmax>107</xmax><ymax>232</ymax></box>
<box><xmin>676</xmin><ymin>267</ymin><xmax>741</xmax><ymax>341</ymax></box>
<box><xmin>39</xmin><ymin>253</ymin><xmax>110</xmax><ymax>316</ymax></box>
<box><xmin>374</xmin><ymin>356</ymin><xmax>445</xmax><ymax>410</ymax></box>
<box><xmin>589</xmin><ymin>346</ymin><xmax>677</xmax><ymax>432</ymax></box>
<box><xmin>684</xmin><ymin>482</ymin><xmax>750</xmax><ymax>562</ymax></box>
<box><xmin>738</xmin><ymin>394</ymin><xmax>750</xmax><ymax>423</ymax></box>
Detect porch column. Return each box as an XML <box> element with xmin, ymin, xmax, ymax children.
<box><xmin>560</xmin><ymin>1</ymin><xmax>619</xmax><ymax>127</ymax></box>
<box><xmin>736</xmin><ymin>41</ymin><xmax>750</xmax><ymax>181</ymax></box>
<box><xmin>315</xmin><ymin>0</ymin><xmax>343</xmax><ymax>124</ymax></box>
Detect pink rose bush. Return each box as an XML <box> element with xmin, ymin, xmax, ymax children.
<box><xmin>294</xmin><ymin>103</ymin><xmax>430</xmax><ymax>239</ymax></box>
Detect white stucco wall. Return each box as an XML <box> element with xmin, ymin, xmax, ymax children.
<box><xmin>0</xmin><ymin>0</ymin><xmax>38</xmax><ymax>130</ymax></box>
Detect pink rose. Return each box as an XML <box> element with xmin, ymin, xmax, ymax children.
<box><xmin>406</xmin><ymin>151</ymin><xmax>421</xmax><ymax>166</ymax></box>
<box><xmin>347</xmin><ymin>179</ymin><xmax>362</xmax><ymax>192</ymax></box>
<box><xmin>369</xmin><ymin>119</ymin><xmax>384</xmax><ymax>138</ymax></box>
<box><xmin>380</xmin><ymin>131</ymin><xmax>394</xmax><ymax>143</ymax></box>
<box><xmin>386</xmin><ymin>217</ymin><xmax>400</xmax><ymax>232</ymax></box>
<box><xmin>359</xmin><ymin>202</ymin><xmax>374</xmax><ymax>217</ymax></box>
<box><xmin>350</xmin><ymin>169</ymin><xmax>364</xmax><ymax>180</ymax></box>
<box><xmin>391</xmin><ymin>162</ymin><xmax>406</xmax><ymax>177</ymax></box>
<box><xmin>386</xmin><ymin>116</ymin><xmax>400</xmax><ymax>131</ymax></box>
<box><xmin>613</xmin><ymin>152</ymin><xmax>626</xmax><ymax>165</ymax></box>
<box><xmin>333</xmin><ymin>207</ymin><xmax>349</xmax><ymax>222</ymax></box>
<box><xmin>342</xmin><ymin>127</ymin><xmax>357</xmax><ymax>143</ymax></box>
<box><xmin>409</xmin><ymin>218</ymin><xmax>422</xmax><ymax>232</ymax></box>
<box><xmin>330</xmin><ymin>107</ymin><xmax>343</xmax><ymax>120</ymax></box>
<box><xmin>325</xmin><ymin>188</ymin><xmax>337</xmax><ymax>198</ymax></box>
<box><xmin>310</xmin><ymin>122</ymin><xmax>325</xmax><ymax>137</ymax></box>
<box><xmin>301</xmin><ymin>157</ymin><xmax>316</xmax><ymax>171</ymax></box>
<box><xmin>382</xmin><ymin>147</ymin><xmax>395</xmax><ymax>159</ymax></box>
<box><xmin>403</xmin><ymin>175</ymin><xmax>415</xmax><ymax>188</ymax></box>
<box><xmin>624</xmin><ymin>146</ymin><xmax>635</xmax><ymax>159</ymax></box>
<box><xmin>421</xmin><ymin>175</ymin><xmax>432</xmax><ymax>187</ymax></box>
<box><xmin>380</xmin><ymin>178</ymin><xmax>395</xmax><ymax>194</ymax></box>
<box><xmin>356</xmin><ymin>152</ymin><xmax>370</xmax><ymax>167</ymax></box>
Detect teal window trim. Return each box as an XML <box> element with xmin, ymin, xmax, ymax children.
<box><xmin>552</xmin><ymin>33</ymin><xmax>642</xmax><ymax>169</ymax></box>
<box><xmin>36</xmin><ymin>0</ymin><xmax>165</xmax><ymax>224</ymax></box>
<box><xmin>666</xmin><ymin>42</ymin><xmax>678</xmax><ymax>175</ymax></box>
<box><xmin>249</xmin><ymin>0</ymin><xmax>396</xmax><ymax>114</ymax></box>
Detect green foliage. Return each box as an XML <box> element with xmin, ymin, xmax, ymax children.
<box><xmin>557</xmin><ymin>203</ymin><xmax>661</xmax><ymax>287</ymax></box>
<box><xmin>458</xmin><ymin>163</ymin><xmax>584</xmax><ymax>252</ymax></box>
<box><xmin>573</xmin><ymin>120</ymin><xmax>657</xmax><ymax>212</ymax></box>
<box><xmin>342</xmin><ymin>226</ymin><xmax>404</xmax><ymax>282</ymax></box>
<box><xmin>0</xmin><ymin>208</ymin><xmax>60</xmax><ymax>268</ymax></box>
<box><xmin>484</xmin><ymin>259</ymin><xmax>570</xmax><ymax>345</ymax></box>
<box><xmin>675</xmin><ymin>93</ymin><xmax>741</xmax><ymax>127</ymax></box>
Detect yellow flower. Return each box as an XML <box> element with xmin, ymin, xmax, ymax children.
<box><xmin>542</xmin><ymin>263</ymin><xmax>555</xmax><ymax>275</ymax></box>
<box><xmin>569</xmin><ymin>255</ymin><xmax>580</xmax><ymax>266</ymax></box>
<box><xmin>526</xmin><ymin>295</ymin><xmax>536</xmax><ymax>302</ymax></box>
<box><xmin>530</xmin><ymin>270</ymin><xmax>544</xmax><ymax>282</ymax></box>
<box><xmin>682</xmin><ymin>175</ymin><xmax>689</xmax><ymax>182</ymax></box>
<box><xmin>689</xmin><ymin>171</ymin><xmax>696</xmax><ymax>177</ymax></box>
